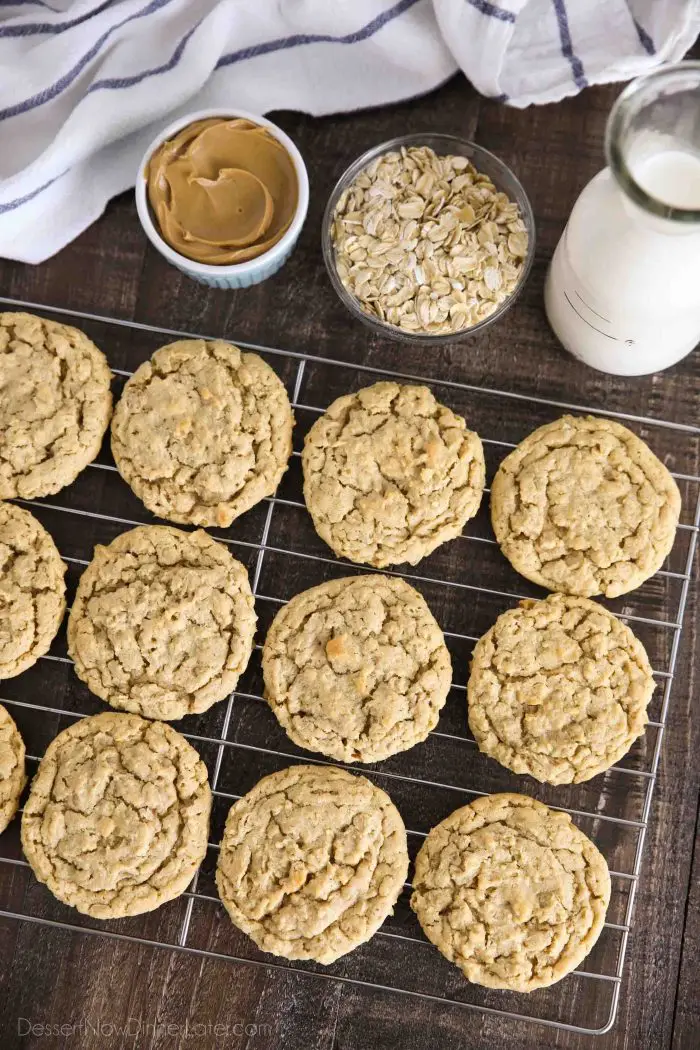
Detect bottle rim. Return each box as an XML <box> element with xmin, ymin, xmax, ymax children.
<box><xmin>605</xmin><ymin>61</ymin><xmax>700</xmax><ymax>224</ymax></box>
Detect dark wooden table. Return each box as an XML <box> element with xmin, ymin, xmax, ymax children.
<box><xmin>0</xmin><ymin>74</ymin><xmax>698</xmax><ymax>1050</ymax></box>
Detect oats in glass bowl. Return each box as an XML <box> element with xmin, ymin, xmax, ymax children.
<box><xmin>323</xmin><ymin>136</ymin><xmax>534</xmax><ymax>343</ymax></box>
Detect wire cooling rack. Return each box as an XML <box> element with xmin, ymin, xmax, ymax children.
<box><xmin>0</xmin><ymin>296</ymin><xmax>698</xmax><ymax>1037</ymax></box>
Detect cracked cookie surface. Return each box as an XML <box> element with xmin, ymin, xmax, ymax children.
<box><xmin>21</xmin><ymin>712</ymin><xmax>211</xmax><ymax>918</ymax></box>
<box><xmin>111</xmin><ymin>339</ymin><xmax>293</xmax><ymax>527</ymax></box>
<box><xmin>262</xmin><ymin>575</ymin><xmax>451</xmax><ymax>763</ymax></box>
<box><xmin>0</xmin><ymin>502</ymin><xmax>67</xmax><ymax>679</ymax></box>
<box><xmin>0</xmin><ymin>703</ymin><xmax>26</xmax><ymax>833</ymax></box>
<box><xmin>411</xmin><ymin>792</ymin><xmax>610</xmax><ymax>992</ymax></box>
<box><xmin>0</xmin><ymin>312</ymin><xmax>112</xmax><ymax>498</ymax></box>
<box><xmin>490</xmin><ymin>415</ymin><xmax>681</xmax><ymax>597</ymax></box>
<box><xmin>468</xmin><ymin>594</ymin><xmax>654</xmax><ymax>784</ymax></box>
<box><xmin>67</xmin><ymin>525</ymin><xmax>256</xmax><ymax>721</ymax></box>
<box><xmin>215</xmin><ymin>764</ymin><xmax>409</xmax><ymax>963</ymax></box>
<box><xmin>302</xmin><ymin>382</ymin><xmax>485</xmax><ymax>567</ymax></box>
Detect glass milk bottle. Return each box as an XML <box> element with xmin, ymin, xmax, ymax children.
<box><xmin>545</xmin><ymin>63</ymin><xmax>700</xmax><ymax>376</ymax></box>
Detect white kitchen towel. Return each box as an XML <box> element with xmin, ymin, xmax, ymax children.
<box><xmin>0</xmin><ymin>0</ymin><xmax>697</xmax><ymax>263</ymax></box>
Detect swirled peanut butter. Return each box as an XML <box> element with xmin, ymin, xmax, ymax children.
<box><xmin>147</xmin><ymin>118</ymin><xmax>298</xmax><ymax>265</ymax></box>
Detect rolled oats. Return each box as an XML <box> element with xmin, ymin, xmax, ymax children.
<box><xmin>331</xmin><ymin>146</ymin><xmax>529</xmax><ymax>336</ymax></box>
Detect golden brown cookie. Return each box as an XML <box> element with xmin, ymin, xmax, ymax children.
<box><xmin>21</xmin><ymin>712</ymin><xmax>211</xmax><ymax>918</ymax></box>
<box><xmin>262</xmin><ymin>574</ymin><xmax>451</xmax><ymax>762</ymax></box>
<box><xmin>0</xmin><ymin>703</ymin><xmax>26</xmax><ymax>834</ymax></box>
<box><xmin>468</xmin><ymin>594</ymin><xmax>654</xmax><ymax>784</ymax></box>
<box><xmin>216</xmin><ymin>764</ymin><xmax>409</xmax><ymax>963</ymax></box>
<box><xmin>67</xmin><ymin>525</ymin><xmax>256</xmax><ymax>721</ymax></box>
<box><xmin>411</xmin><ymin>793</ymin><xmax>610</xmax><ymax>992</ymax></box>
<box><xmin>0</xmin><ymin>312</ymin><xmax>112</xmax><ymax>498</ymax></box>
<box><xmin>111</xmin><ymin>339</ymin><xmax>293</xmax><ymax>527</ymax></box>
<box><xmin>490</xmin><ymin>415</ymin><xmax>681</xmax><ymax>597</ymax></box>
<box><xmin>0</xmin><ymin>502</ymin><xmax>67</xmax><ymax>679</ymax></box>
<box><xmin>302</xmin><ymin>382</ymin><xmax>485</xmax><ymax>567</ymax></box>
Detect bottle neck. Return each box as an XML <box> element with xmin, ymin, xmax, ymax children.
<box><xmin>605</xmin><ymin>64</ymin><xmax>700</xmax><ymax>227</ymax></box>
<box><xmin>610</xmin><ymin>168</ymin><xmax>700</xmax><ymax>238</ymax></box>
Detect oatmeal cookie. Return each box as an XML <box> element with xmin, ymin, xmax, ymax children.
<box><xmin>0</xmin><ymin>312</ymin><xmax>112</xmax><ymax>498</ymax></box>
<box><xmin>262</xmin><ymin>575</ymin><xmax>451</xmax><ymax>762</ymax></box>
<box><xmin>468</xmin><ymin>594</ymin><xmax>654</xmax><ymax>784</ymax></box>
<box><xmin>21</xmin><ymin>712</ymin><xmax>211</xmax><ymax>918</ymax></box>
<box><xmin>216</xmin><ymin>764</ymin><xmax>409</xmax><ymax>963</ymax></box>
<box><xmin>111</xmin><ymin>339</ymin><xmax>293</xmax><ymax>527</ymax></box>
<box><xmin>411</xmin><ymin>792</ymin><xmax>610</xmax><ymax>992</ymax></box>
<box><xmin>68</xmin><ymin>525</ymin><xmax>255</xmax><ymax>721</ymax></box>
<box><xmin>490</xmin><ymin>415</ymin><xmax>681</xmax><ymax>597</ymax></box>
<box><xmin>302</xmin><ymin>382</ymin><xmax>485</xmax><ymax>567</ymax></box>
<box><xmin>0</xmin><ymin>703</ymin><xmax>26</xmax><ymax>834</ymax></box>
<box><xmin>0</xmin><ymin>502</ymin><xmax>67</xmax><ymax>679</ymax></box>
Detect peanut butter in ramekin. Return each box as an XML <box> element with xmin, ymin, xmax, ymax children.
<box><xmin>147</xmin><ymin>117</ymin><xmax>298</xmax><ymax>265</ymax></box>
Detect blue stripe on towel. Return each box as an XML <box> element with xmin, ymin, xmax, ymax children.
<box><xmin>0</xmin><ymin>0</ymin><xmax>176</xmax><ymax>121</ymax></box>
<box><xmin>464</xmin><ymin>0</ymin><xmax>515</xmax><ymax>24</ymax></box>
<box><xmin>88</xmin><ymin>17</ymin><xmax>201</xmax><ymax>90</ymax></box>
<box><xmin>551</xmin><ymin>0</ymin><xmax>587</xmax><ymax>90</ymax></box>
<box><xmin>0</xmin><ymin>1</ymin><xmax>58</xmax><ymax>9</ymax></box>
<box><xmin>631</xmin><ymin>15</ymin><xmax>655</xmax><ymax>55</ymax></box>
<box><xmin>0</xmin><ymin>0</ymin><xmax>116</xmax><ymax>38</ymax></box>
<box><xmin>0</xmin><ymin>0</ymin><xmax>425</xmax><ymax>212</ymax></box>
<box><xmin>0</xmin><ymin>0</ymin><xmax>421</xmax><ymax>123</ymax></box>
<box><xmin>0</xmin><ymin>170</ymin><xmax>63</xmax><ymax>214</ymax></box>
<box><xmin>216</xmin><ymin>0</ymin><xmax>422</xmax><ymax>68</ymax></box>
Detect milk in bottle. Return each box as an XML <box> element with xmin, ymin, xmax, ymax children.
<box><xmin>545</xmin><ymin>64</ymin><xmax>700</xmax><ymax>376</ymax></box>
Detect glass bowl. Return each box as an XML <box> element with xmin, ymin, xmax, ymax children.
<box><xmin>321</xmin><ymin>133</ymin><xmax>536</xmax><ymax>344</ymax></box>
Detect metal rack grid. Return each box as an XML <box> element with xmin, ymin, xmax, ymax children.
<box><xmin>0</xmin><ymin>296</ymin><xmax>697</xmax><ymax>1037</ymax></box>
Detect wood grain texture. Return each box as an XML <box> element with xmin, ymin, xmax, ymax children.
<box><xmin>0</xmin><ymin>71</ymin><xmax>698</xmax><ymax>1050</ymax></box>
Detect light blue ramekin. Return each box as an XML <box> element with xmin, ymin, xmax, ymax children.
<box><xmin>135</xmin><ymin>108</ymin><xmax>309</xmax><ymax>288</ymax></box>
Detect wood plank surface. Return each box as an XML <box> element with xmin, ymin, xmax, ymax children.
<box><xmin>0</xmin><ymin>71</ymin><xmax>698</xmax><ymax>1050</ymax></box>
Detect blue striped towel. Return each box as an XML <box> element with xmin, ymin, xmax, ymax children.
<box><xmin>0</xmin><ymin>0</ymin><xmax>697</xmax><ymax>263</ymax></box>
